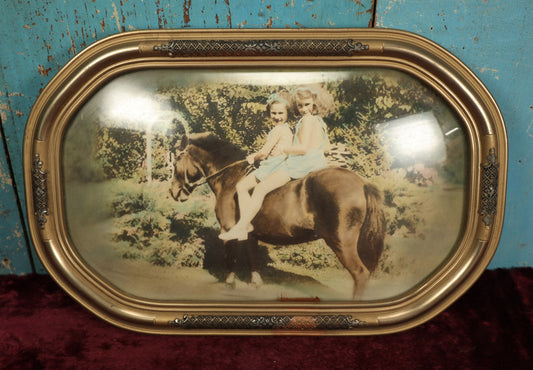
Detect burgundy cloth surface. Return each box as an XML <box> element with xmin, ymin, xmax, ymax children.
<box><xmin>1</xmin><ymin>268</ymin><xmax>532</xmax><ymax>369</ymax></box>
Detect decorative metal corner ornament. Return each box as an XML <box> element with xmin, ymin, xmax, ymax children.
<box><xmin>479</xmin><ymin>148</ymin><xmax>499</xmax><ymax>226</ymax></box>
<box><xmin>31</xmin><ymin>154</ymin><xmax>49</xmax><ymax>229</ymax></box>
<box><xmin>153</xmin><ymin>39</ymin><xmax>369</xmax><ymax>57</ymax></box>
<box><xmin>169</xmin><ymin>314</ymin><xmax>366</xmax><ymax>330</ymax></box>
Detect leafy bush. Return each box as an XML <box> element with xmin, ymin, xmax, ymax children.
<box><xmin>109</xmin><ymin>182</ymin><xmax>211</xmax><ymax>268</ymax></box>
<box><xmin>150</xmin><ymin>135</ymin><xmax>173</xmax><ymax>181</ymax></box>
<box><xmin>176</xmin><ymin>241</ymin><xmax>206</xmax><ymax>268</ymax></box>
<box><xmin>148</xmin><ymin>243</ymin><xmax>181</xmax><ymax>267</ymax></box>
<box><xmin>90</xmin><ymin>69</ymin><xmax>464</xmax><ymax>190</ymax></box>
<box><xmin>95</xmin><ymin>127</ymin><xmax>145</xmax><ymax>180</ymax></box>
<box><xmin>164</xmin><ymin>84</ymin><xmax>269</xmax><ymax>152</ymax></box>
<box><xmin>110</xmin><ymin>190</ymin><xmax>155</xmax><ymax>217</ymax></box>
<box><xmin>326</xmin><ymin>71</ymin><xmax>441</xmax><ymax>178</ymax></box>
<box><xmin>63</xmin><ymin>116</ymin><xmax>105</xmax><ymax>182</ymax></box>
<box><xmin>372</xmin><ymin>170</ymin><xmax>425</xmax><ymax>237</ymax></box>
<box><xmin>271</xmin><ymin>242</ymin><xmax>342</xmax><ymax>270</ymax></box>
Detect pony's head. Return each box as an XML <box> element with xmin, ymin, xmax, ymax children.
<box><xmin>169</xmin><ymin>134</ymin><xmax>206</xmax><ymax>202</ymax></box>
<box><xmin>169</xmin><ymin>132</ymin><xmax>246</xmax><ymax>202</ymax></box>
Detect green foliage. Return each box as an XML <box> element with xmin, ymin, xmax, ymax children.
<box><xmin>109</xmin><ymin>181</ymin><xmax>211</xmax><ymax>267</ymax></box>
<box><xmin>150</xmin><ymin>135</ymin><xmax>173</xmax><ymax>181</ymax></box>
<box><xmin>89</xmin><ymin>69</ymin><xmax>467</xmax><ymax>269</ymax></box>
<box><xmin>271</xmin><ymin>242</ymin><xmax>342</xmax><ymax>270</ymax></box>
<box><xmin>112</xmin><ymin>208</ymin><xmax>168</xmax><ymax>249</ymax></box>
<box><xmin>110</xmin><ymin>190</ymin><xmax>155</xmax><ymax>217</ymax></box>
<box><xmin>383</xmin><ymin>188</ymin><xmax>422</xmax><ymax>236</ymax></box>
<box><xmin>372</xmin><ymin>171</ymin><xmax>425</xmax><ymax>237</ymax></box>
<box><xmin>63</xmin><ymin>115</ymin><xmax>105</xmax><ymax>182</ymax></box>
<box><xmin>162</xmin><ymin>84</ymin><xmax>278</xmax><ymax>152</ymax></box>
<box><xmin>176</xmin><ymin>242</ymin><xmax>206</xmax><ymax>268</ymax></box>
<box><xmin>95</xmin><ymin>127</ymin><xmax>145</xmax><ymax>180</ymax></box>
<box><xmin>93</xmin><ymin>126</ymin><xmax>173</xmax><ymax>182</ymax></box>
<box><xmin>327</xmin><ymin>71</ymin><xmax>441</xmax><ymax>178</ymax></box>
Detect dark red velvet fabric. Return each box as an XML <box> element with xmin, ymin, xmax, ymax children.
<box><xmin>1</xmin><ymin>268</ymin><xmax>532</xmax><ymax>369</ymax></box>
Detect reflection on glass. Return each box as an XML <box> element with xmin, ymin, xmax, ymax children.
<box><xmin>379</xmin><ymin>112</ymin><xmax>446</xmax><ymax>167</ymax></box>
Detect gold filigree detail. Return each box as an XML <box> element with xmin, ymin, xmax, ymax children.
<box><xmin>479</xmin><ymin>148</ymin><xmax>499</xmax><ymax>226</ymax></box>
<box><xmin>169</xmin><ymin>314</ymin><xmax>367</xmax><ymax>330</ymax></box>
<box><xmin>153</xmin><ymin>39</ymin><xmax>369</xmax><ymax>57</ymax></box>
<box><xmin>31</xmin><ymin>154</ymin><xmax>49</xmax><ymax>229</ymax></box>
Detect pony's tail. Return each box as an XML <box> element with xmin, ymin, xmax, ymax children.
<box><xmin>357</xmin><ymin>183</ymin><xmax>386</xmax><ymax>272</ymax></box>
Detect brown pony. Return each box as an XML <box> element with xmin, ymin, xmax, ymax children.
<box><xmin>169</xmin><ymin>132</ymin><xmax>386</xmax><ymax>299</ymax></box>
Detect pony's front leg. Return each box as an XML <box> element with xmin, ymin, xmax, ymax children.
<box><xmin>250</xmin><ymin>271</ymin><xmax>263</xmax><ymax>288</ymax></box>
<box><xmin>225</xmin><ymin>272</ymin><xmax>236</xmax><ymax>287</ymax></box>
<box><xmin>246</xmin><ymin>236</ymin><xmax>263</xmax><ymax>288</ymax></box>
<box><xmin>224</xmin><ymin>239</ymin><xmax>238</xmax><ymax>288</ymax></box>
<box><xmin>223</xmin><ymin>235</ymin><xmax>263</xmax><ymax>289</ymax></box>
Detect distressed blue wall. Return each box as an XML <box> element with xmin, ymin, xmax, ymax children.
<box><xmin>375</xmin><ymin>0</ymin><xmax>533</xmax><ymax>268</ymax></box>
<box><xmin>0</xmin><ymin>0</ymin><xmax>530</xmax><ymax>274</ymax></box>
<box><xmin>0</xmin><ymin>127</ymin><xmax>33</xmax><ymax>274</ymax></box>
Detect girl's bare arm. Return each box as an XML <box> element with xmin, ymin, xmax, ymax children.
<box><xmin>283</xmin><ymin>116</ymin><xmax>323</xmax><ymax>155</ymax></box>
<box><xmin>250</xmin><ymin>128</ymin><xmax>282</xmax><ymax>162</ymax></box>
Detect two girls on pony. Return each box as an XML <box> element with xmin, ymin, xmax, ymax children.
<box><xmin>219</xmin><ymin>85</ymin><xmax>335</xmax><ymax>241</ymax></box>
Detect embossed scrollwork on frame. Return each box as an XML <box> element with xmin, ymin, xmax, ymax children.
<box><xmin>153</xmin><ymin>39</ymin><xmax>369</xmax><ymax>57</ymax></box>
<box><xmin>169</xmin><ymin>314</ymin><xmax>367</xmax><ymax>330</ymax></box>
<box><xmin>479</xmin><ymin>148</ymin><xmax>499</xmax><ymax>226</ymax></box>
<box><xmin>32</xmin><ymin>153</ymin><xmax>49</xmax><ymax>229</ymax></box>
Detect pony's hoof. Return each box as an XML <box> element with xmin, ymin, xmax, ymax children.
<box><xmin>250</xmin><ymin>271</ymin><xmax>263</xmax><ymax>288</ymax></box>
<box><xmin>225</xmin><ymin>272</ymin><xmax>236</xmax><ymax>289</ymax></box>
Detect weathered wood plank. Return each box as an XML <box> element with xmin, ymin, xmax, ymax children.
<box><xmin>376</xmin><ymin>0</ymin><xmax>533</xmax><ymax>268</ymax></box>
<box><xmin>0</xmin><ymin>125</ymin><xmax>33</xmax><ymax>275</ymax></box>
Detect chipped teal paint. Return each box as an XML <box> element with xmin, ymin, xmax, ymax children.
<box><xmin>376</xmin><ymin>0</ymin><xmax>533</xmax><ymax>268</ymax></box>
<box><xmin>0</xmin><ymin>129</ymin><xmax>33</xmax><ymax>275</ymax></box>
<box><xmin>0</xmin><ymin>0</ymin><xmax>374</xmax><ymax>274</ymax></box>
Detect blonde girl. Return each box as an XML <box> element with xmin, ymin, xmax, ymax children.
<box><xmin>219</xmin><ymin>91</ymin><xmax>293</xmax><ymax>240</ymax></box>
<box><xmin>220</xmin><ymin>86</ymin><xmax>335</xmax><ymax>241</ymax></box>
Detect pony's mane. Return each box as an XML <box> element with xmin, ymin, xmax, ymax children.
<box><xmin>189</xmin><ymin>132</ymin><xmax>246</xmax><ymax>167</ymax></box>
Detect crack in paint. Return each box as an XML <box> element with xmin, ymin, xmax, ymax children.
<box><xmin>225</xmin><ymin>0</ymin><xmax>232</xmax><ymax>28</ymax></box>
<box><xmin>0</xmin><ymin>103</ymin><xmax>23</xmax><ymax>118</ymax></box>
<box><xmin>38</xmin><ymin>65</ymin><xmax>52</xmax><ymax>76</ymax></box>
<box><xmin>478</xmin><ymin>67</ymin><xmax>499</xmax><ymax>74</ymax></box>
<box><xmin>476</xmin><ymin>67</ymin><xmax>500</xmax><ymax>80</ymax></box>
<box><xmin>1</xmin><ymin>258</ymin><xmax>13</xmax><ymax>273</ymax></box>
<box><xmin>183</xmin><ymin>0</ymin><xmax>191</xmax><ymax>26</ymax></box>
<box><xmin>0</xmin><ymin>166</ymin><xmax>14</xmax><ymax>189</ymax></box>
<box><xmin>110</xmin><ymin>1</ymin><xmax>122</xmax><ymax>32</ymax></box>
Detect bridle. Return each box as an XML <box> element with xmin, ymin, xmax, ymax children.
<box><xmin>180</xmin><ymin>164</ymin><xmax>206</xmax><ymax>196</ymax></box>
<box><xmin>176</xmin><ymin>150</ymin><xmax>251</xmax><ymax>197</ymax></box>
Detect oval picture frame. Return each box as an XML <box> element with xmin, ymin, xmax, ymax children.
<box><xmin>24</xmin><ymin>29</ymin><xmax>507</xmax><ymax>335</ymax></box>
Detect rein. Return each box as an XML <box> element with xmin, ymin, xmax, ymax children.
<box><xmin>184</xmin><ymin>159</ymin><xmax>253</xmax><ymax>191</ymax></box>
<box><xmin>205</xmin><ymin>159</ymin><xmax>251</xmax><ymax>182</ymax></box>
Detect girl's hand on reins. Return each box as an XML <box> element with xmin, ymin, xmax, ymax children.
<box><xmin>246</xmin><ymin>153</ymin><xmax>256</xmax><ymax>165</ymax></box>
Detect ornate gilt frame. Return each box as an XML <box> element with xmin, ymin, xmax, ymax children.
<box><xmin>24</xmin><ymin>29</ymin><xmax>507</xmax><ymax>335</ymax></box>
